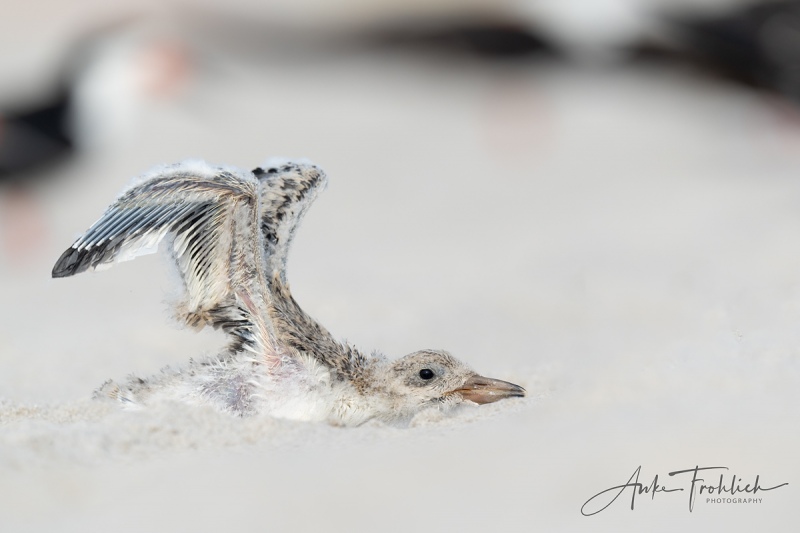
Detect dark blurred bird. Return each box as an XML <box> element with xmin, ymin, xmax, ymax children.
<box><xmin>0</xmin><ymin>24</ymin><xmax>190</xmax><ymax>184</ymax></box>
<box><xmin>631</xmin><ymin>0</ymin><xmax>800</xmax><ymax>104</ymax></box>
<box><xmin>0</xmin><ymin>85</ymin><xmax>74</xmax><ymax>181</ymax></box>
<box><xmin>363</xmin><ymin>18</ymin><xmax>559</xmax><ymax>60</ymax></box>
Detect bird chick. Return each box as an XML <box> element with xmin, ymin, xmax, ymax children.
<box><xmin>53</xmin><ymin>160</ymin><xmax>525</xmax><ymax>426</ymax></box>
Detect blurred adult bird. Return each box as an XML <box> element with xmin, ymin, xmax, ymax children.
<box><xmin>52</xmin><ymin>160</ymin><xmax>524</xmax><ymax>426</ymax></box>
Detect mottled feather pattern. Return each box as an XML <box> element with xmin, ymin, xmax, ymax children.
<box><xmin>53</xmin><ymin>159</ymin><xmax>525</xmax><ymax>424</ymax></box>
<box><xmin>267</xmin><ymin>275</ymin><xmax>374</xmax><ymax>391</ymax></box>
<box><xmin>253</xmin><ymin>164</ymin><xmax>327</xmax><ymax>283</ymax></box>
<box><xmin>53</xmin><ymin>162</ymin><xmax>325</xmax><ymax>360</ymax></box>
<box><xmin>52</xmin><ymin>160</ymin><xmax>335</xmax><ymax>413</ymax></box>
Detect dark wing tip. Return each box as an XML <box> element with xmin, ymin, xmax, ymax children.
<box><xmin>52</xmin><ymin>247</ymin><xmax>88</xmax><ymax>278</ymax></box>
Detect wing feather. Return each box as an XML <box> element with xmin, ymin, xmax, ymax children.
<box><xmin>52</xmin><ymin>162</ymin><xmax>259</xmax><ymax>334</ymax></box>
<box><xmin>252</xmin><ymin>162</ymin><xmax>328</xmax><ymax>283</ymax></box>
<box><xmin>53</xmin><ymin>159</ymin><xmax>335</xmax><ymax>366</ymax></box>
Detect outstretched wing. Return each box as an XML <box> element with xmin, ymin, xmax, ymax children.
<box><xmin>53</xmin><ymin>161</ymin><xmax>275</xmax><ymax>350</ymax></box>
<box><xmin>252</xmin><ymin>162</ymin><xmax>361</xmax><ymax>372</ymax></box>
<box><xmin>53</xmin><ymin>159</ymin><xmax>339</xmax><ymax>365</ymax></box>
<box><xmin>252</xmin><ymin>161</ymin><xmax>328</xmax><ymax>284</ymax></box>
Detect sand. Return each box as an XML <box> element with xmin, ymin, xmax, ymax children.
<box><xmin>1</xmin><ymin>48</ymin><xmax>798</xmax><ymax>531</ymax></box>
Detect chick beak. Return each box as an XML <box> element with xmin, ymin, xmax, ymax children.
<box><xmin>453</xmin><ymin>374</ymin><xmax>526</xmax><ymax>405</ymax></box>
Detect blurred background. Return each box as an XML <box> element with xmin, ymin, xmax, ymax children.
<box><xmin>1</xmin><ymin>0</ymin><xmax>799</xmax><ymax>532</ymax></box>
<box><xmin>3</xmin><ymin>0</ymin><xmax>800</xmax><ymax>275</ymax></box>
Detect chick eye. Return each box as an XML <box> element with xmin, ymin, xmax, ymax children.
<box><xmin>419</xmin><ymin>368</ymin><xmax>435</xmax><ymax>380</ymax></box>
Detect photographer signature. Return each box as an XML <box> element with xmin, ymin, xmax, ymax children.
<box><xmin>581</xmin><ymin>465</ymin><xmax>788</xmax><ymax>516</ymax></box>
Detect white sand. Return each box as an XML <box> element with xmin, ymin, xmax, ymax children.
<box><xmin>1</xmin><ymin>51</ymin><xmax>798</xmax><ymax>531</ymax></box>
